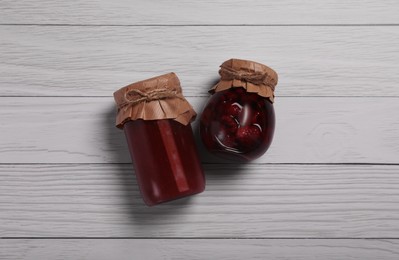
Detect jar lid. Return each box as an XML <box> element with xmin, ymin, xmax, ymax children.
<box><xmin>210</xmin><ymin>58</ymin><xmax>278</xmax><ymax>102</ymax></box>
<box><xmin>113</xmin><ymin>73</ymin><xmax>196</xmax><ymax>128</ymax></box>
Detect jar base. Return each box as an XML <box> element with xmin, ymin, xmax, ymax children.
<box><xmin>207</xmin><ymin>149</ymin><xmax>256</xmax><ymax>162</ymax></box>
<box><xmin>143</xmin><ymin>185</ymin><xmax>206</xmax><ymax>207</ymax></box>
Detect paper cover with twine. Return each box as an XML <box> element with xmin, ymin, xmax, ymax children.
<box><xmin>210</xmin><ymin>58</ymin><xmax>278</xmax><ymax>102</ymax></box>
<box><xmin>113</xmin><ymin>73</ymin><xmax>196</xmax><ymax>129</ymax></box>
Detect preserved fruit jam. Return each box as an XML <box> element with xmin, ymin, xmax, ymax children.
<box><xmin>114</xmin><ymin>73</ymin><xmax>205</xmax><ymax>206</ymax></box>
<box><xmin>200</xmin><ymin>59</ymin><xmax>278</xmax><ymax>162</ymax></box>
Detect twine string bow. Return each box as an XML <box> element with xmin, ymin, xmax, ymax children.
<box><xmin>120</xmin><ymin>88</ymin><xmax>182</xmax><ymax>110</ymax></box>
<box><xmin>219</xmin><ymin>66</ymin><xmax>275</xmax><ymax>91</ymax></box>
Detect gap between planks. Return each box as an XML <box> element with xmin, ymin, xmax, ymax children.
<box><xmin>2</xmin><ymin>237</ymin><xmax>399</xmax><ymax>240</ymax></box>
<box><xmin>1</xmin><ymin>24</ymin><xmax>399</xmax><ymax>27</ymax></box>
<box><xmin>1</xmin><ymin>163</ymin><xmax>399</xmax><ymax>166</ymax></box>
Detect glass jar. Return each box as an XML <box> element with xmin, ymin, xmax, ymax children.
<box><xmin>200</xmin><ymin>59</ymin><xmax>278</xmax><ymax>162</ymax></box>
<box><xmin>114</xmin><ymin>73</ymin><xmax>205</xmax><ymax>206</ymax></box>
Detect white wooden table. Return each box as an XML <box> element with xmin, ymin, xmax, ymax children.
<box><xmin>1</xmin><ymin>1</ymin><xmax>399</xmax><ymax>259</ymax></box>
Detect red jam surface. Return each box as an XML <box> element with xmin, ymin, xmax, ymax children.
<box><xmin>124</xmin><ymin>119</ymin><xmax>205</xmax><ymax>206</ymax></box>
<box><xmin>200</xmin><ymin>87</ymin><xmax>275</xmax><ymax>161</ymax></box>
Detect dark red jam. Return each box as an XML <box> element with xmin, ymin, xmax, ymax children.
<box><xmin>124</xmin><ymin>119</ymin><xmax>205</xmax><ymax>206</ymax></box>
<box><xmin>114</xmin><ymin>73</ymin><xmax>205</xmax><ymax>206</ymax></box>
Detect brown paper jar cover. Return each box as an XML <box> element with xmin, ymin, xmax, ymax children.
<box><xmin>114</xmin><ymin>72</ymin><xmax>196</xmax><ymax>128</ymax></box>
<box><xmin>210</xmin><ymin>58</ymin><xmax>278</xmax><ymax>102</ymax></box>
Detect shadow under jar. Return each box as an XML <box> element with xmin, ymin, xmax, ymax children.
<box><xmin>114</xmin><ymin>73</ymin><xmax>205</xmax><ymax>206</ymax></box>
<box><xmin>200</xmin><ymin>59</ymin><xmax>278</xmax><ymax>162</ymax></box>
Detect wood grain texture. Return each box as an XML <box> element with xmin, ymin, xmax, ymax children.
<box><xmin>1</xmin><ymin>0</ymin><xmax>398</xmax><ymax>25</ymax></box>
<box><xmin>1</xmin><ymin>26</ymin><xmax>399</xmax><ymax>97</ymax></box>
<box><xmin>2</xmin><ymin>239</ymin><xmax>399</xmax><ymax>260</ymax></box>
<box><xmin>0</xmin><ymin>97</ymin><xmax>398</xmax><ymax>164</ymax></box>
<box><xmin>2</xmin><ymin>0</ymin><xmax>399</xmax><ymax>257</ymax></box>
<box><xmin>1</xmin><ymin>164</ymin><xmax>399</xmax><ymax>237</ymax></box>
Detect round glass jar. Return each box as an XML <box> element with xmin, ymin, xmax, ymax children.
<box><xmin>200</xmin><ymin>59</ymin><xmax>278</xmax><ymax>162</ymax></box>
<box><xmin>114</xmin><ymin>73</ymin><xmax>205</xmax><ymax>206</ymax></box>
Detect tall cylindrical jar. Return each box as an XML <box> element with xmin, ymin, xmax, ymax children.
<box><xmin>200</xmin><ymin>59</ymin><xmax>278</xmax><ymax>162</ymax></box>
<box><xmin>114</xmin><ymin>73</ymin><xmax>205</xmax><ymax>206</ymax></box>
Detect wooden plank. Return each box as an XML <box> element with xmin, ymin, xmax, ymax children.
<box><xmin>2</xmin><ymin>239</ymin><xmax>399</xmax><ymax>260</ymax></box>
<box><xmin>1</xmin><ymin>164</ymin><xmax>399</xmax><ymax>237</ymax></box>
<box><xmin>0</xmin><ymin>97</ymin><xmax>398</xmax><ymax>164</ymax></box>
<box><xmin>1</xmin><ymin>0</ymin><xmax>398</xmax><ymax>25</ymax></box>
<box><xmin>1</xmin><ymin>26</ymin><xmax>399</xmax><ymax>97</ymax></box>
